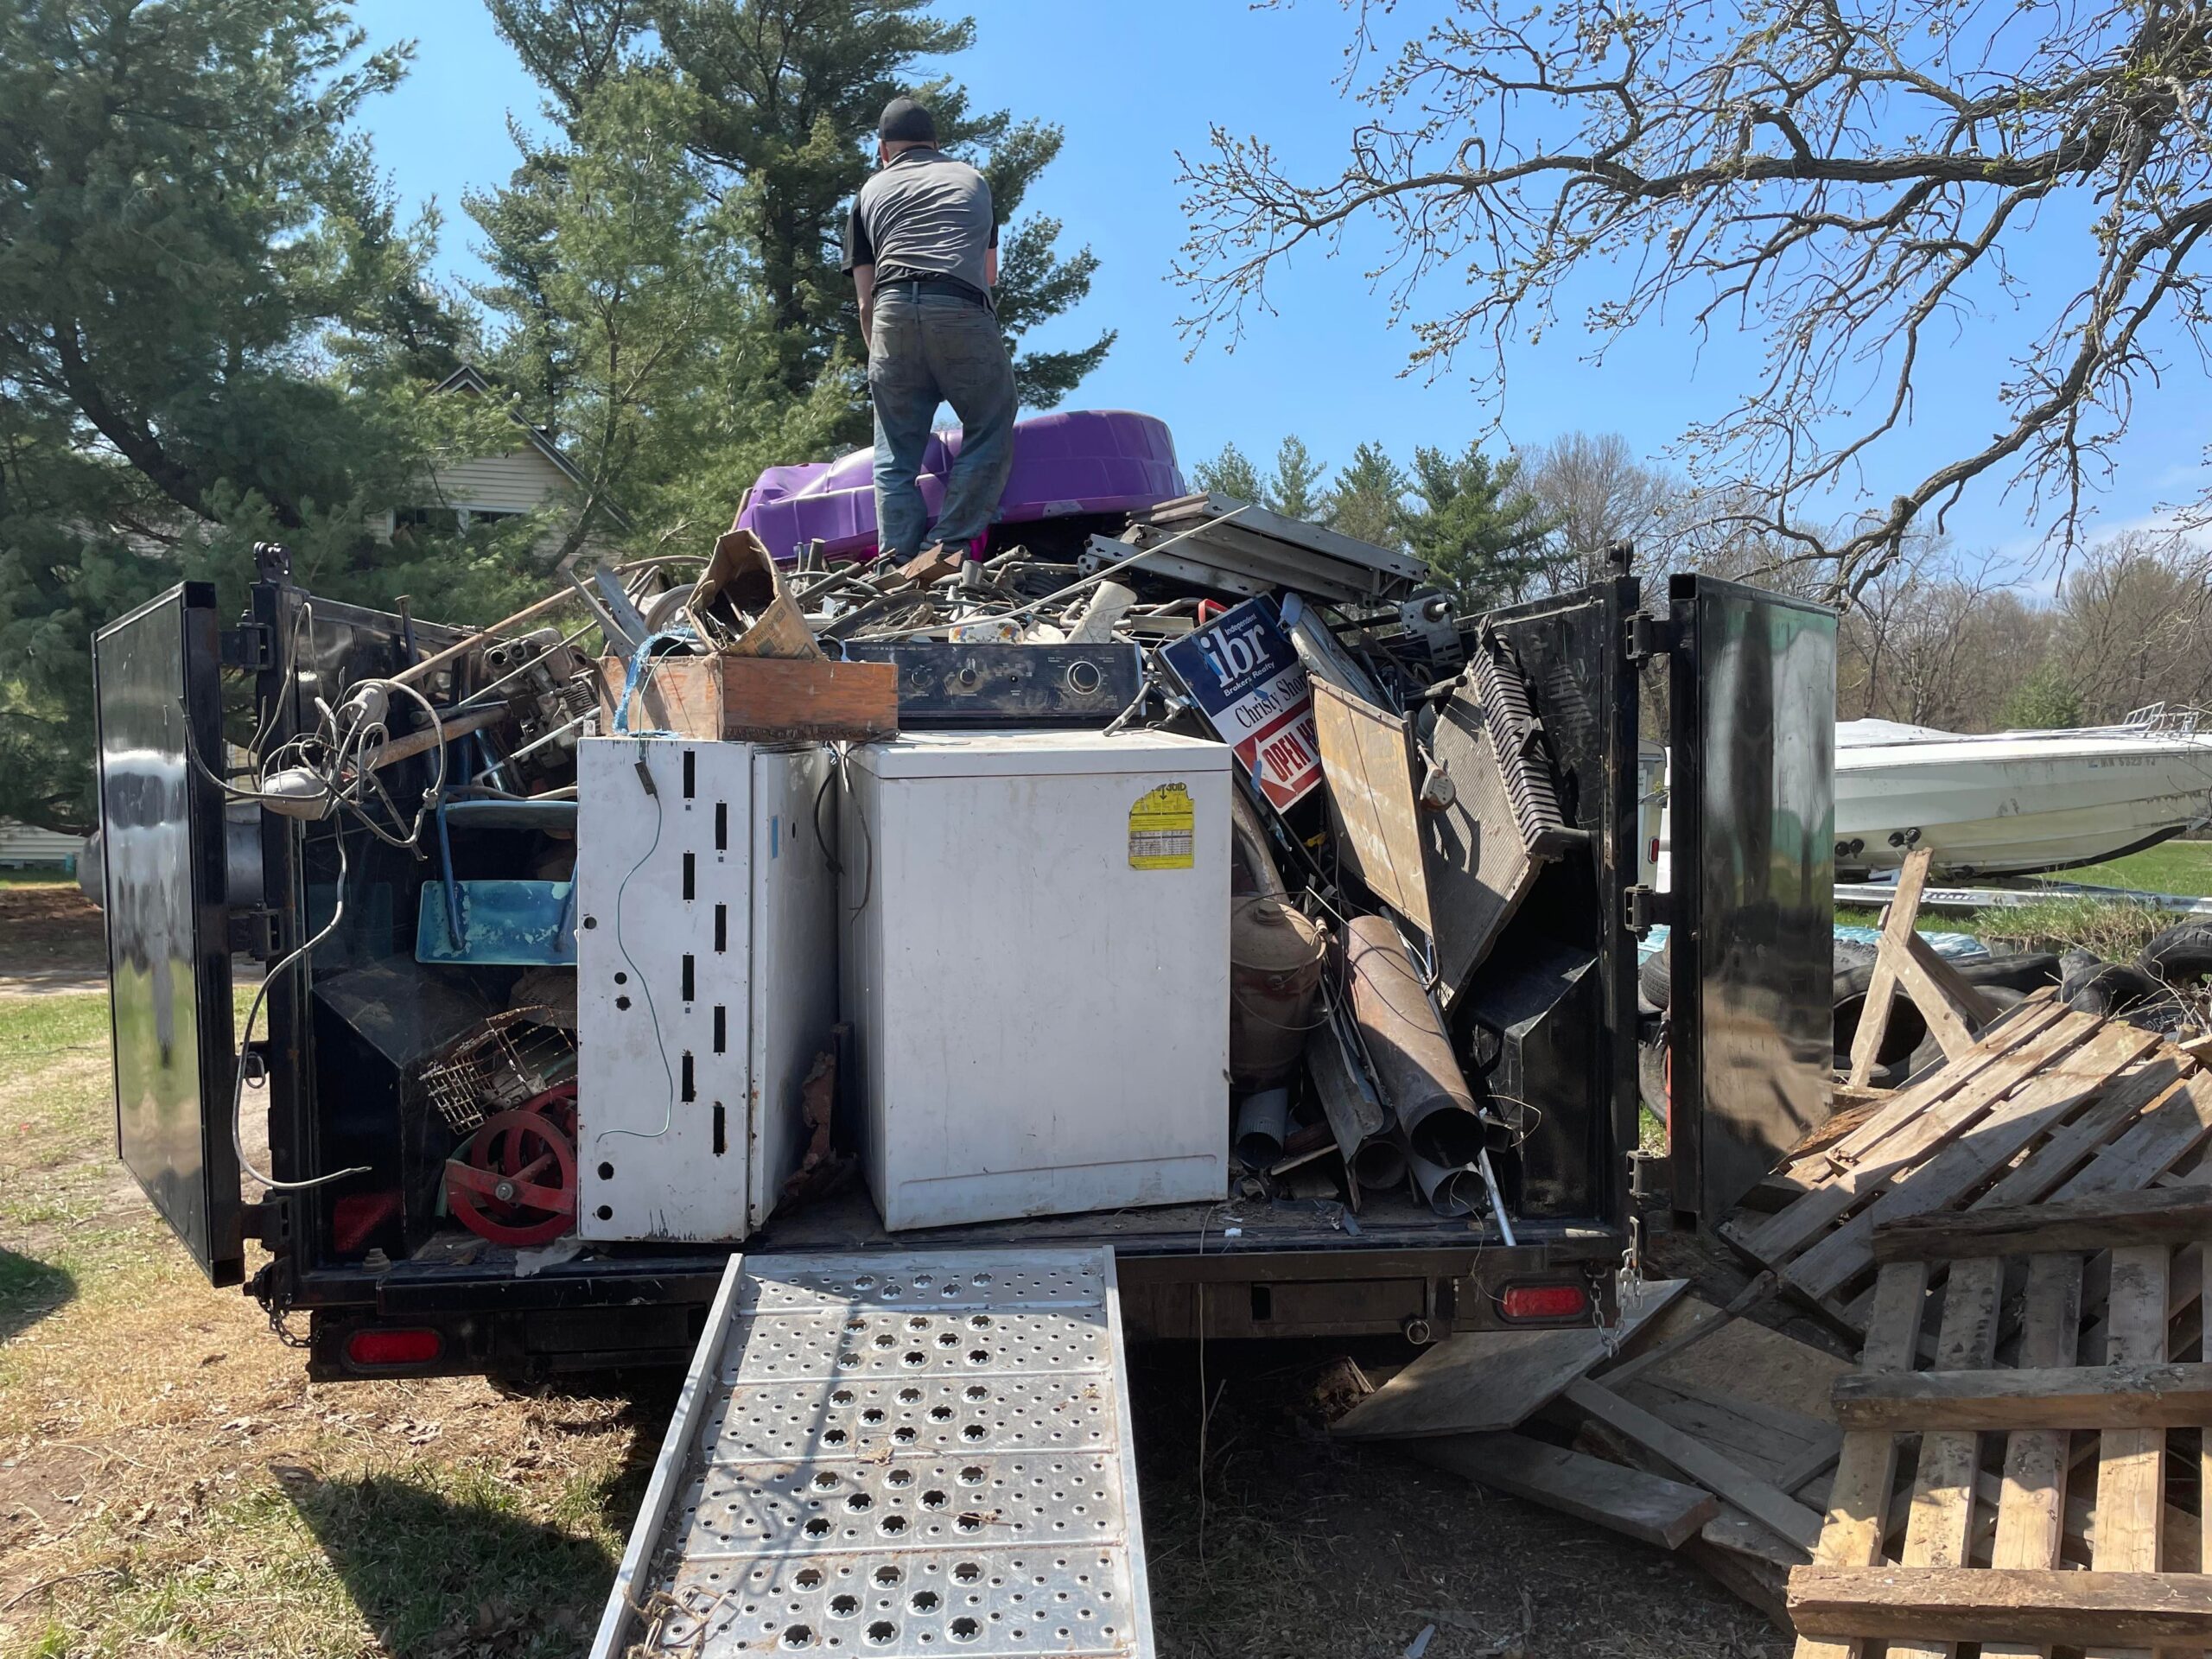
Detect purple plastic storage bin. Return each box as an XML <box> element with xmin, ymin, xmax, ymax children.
<box><xmin>736</xmin><ymin>408</ymin><xmax>1185</xmax><ymax>562</ymax></box>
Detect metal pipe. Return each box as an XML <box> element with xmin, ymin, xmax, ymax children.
<box><xmin>1344</xmin><ymin>914</ymin><xmax>1488</xmax><ymax>1167</ymax></box>
<box><xmin>1233</xmin><ymin>1087</ymin><xmax>1291</xmax><ymax>1169</ymax></box>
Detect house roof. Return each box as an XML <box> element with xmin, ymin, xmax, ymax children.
<box><xmin>432</xmin><ymin>364</ymin><xmax>634</xmax><ymax>530</ymax></box>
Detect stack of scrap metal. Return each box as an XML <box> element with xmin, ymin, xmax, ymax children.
<box><xmin>1109</xmin><ymin>490</ymin><xmax>1427</xmax><ymax>604</ymax></box>
<box><xmin>388</xmin><ymin>459</ymin><xmax>1624</xmax><ymax>1244</ymax></box>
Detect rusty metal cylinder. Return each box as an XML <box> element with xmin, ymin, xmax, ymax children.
<box><xmin>1229</xmin><ymin>896</ymin><xmax>1328</xmax><ymax>1088</ymax></box>
<box><xmin>1344</xmin><ymin>913</ymin><xmax>1487</xmax><ymax>1167</ymax></box>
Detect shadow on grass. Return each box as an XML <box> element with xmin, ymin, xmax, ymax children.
<box><xmin>0</xmin><ymin>1246</ymin><xmax>76</xmax><ymax>1344</ymax></box>
<box><xmin>273</xmin><ymin>1460</ymin><xmax>623</xmax><ymax>1658</ymax></box>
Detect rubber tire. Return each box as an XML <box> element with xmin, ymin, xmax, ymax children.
<box><xmin>2140</xmin><ymin>924</ymin><xmax>2212</xmax><ymax>986</ymax></box>
<box><xmin>1906</xmin><ymin>984</ymin><xmax>2027</xmax><ymax>1079</ymax></box>
<box><xmin>2061</xmin><ymin>959</ymin><xmax>2166</xmax><ymax>1016</ymax></box>
<box><xmin>1831</xmin><ymin>961</ymin><xmax>1929</xmax><ymax>1086</ymax></box>
<box><xmin>1959</xmin><ymin>951</ymin><xmax>2063</xmax><ymax>993</ymax></box>
<box><xmin>1639</xmin><ymin>939</ymin><xmax>1671</xmax><ymax>1010</ymax></box>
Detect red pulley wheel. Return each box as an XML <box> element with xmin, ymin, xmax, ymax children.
<box><xmin>446</xmin><ymin>1096</ymin><xmax>578</xmax><ymax>1248</ymax></box>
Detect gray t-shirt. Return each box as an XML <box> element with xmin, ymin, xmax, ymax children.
<box><xmin>843</xmin><ymin>148</ymin><xmax>998</xmax><ymax>308</ymax></box>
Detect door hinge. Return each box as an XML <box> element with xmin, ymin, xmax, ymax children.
<box><xmin>238</xmin><ymin>1198</ymin><xmax>292</xmax><ymax>1251</ymax></box>
<box><xmin>1623</xmin><ymin>612</ymin><xmax>1678</xmax><ymax>666</ymax></box>
<box><xmin>219</xmin><ymin>624</ymin><xmax>274</xmax><ymax>671</ymax></box>
<box><xmin>227</xmin><ymin>907</ymin><xmax>281</xmax><ymax>958</ymax></box>
<box><xmin>1624</xmin><ymin>886</ymin><xmax>1672</xmax><ymax>934</ymax></box>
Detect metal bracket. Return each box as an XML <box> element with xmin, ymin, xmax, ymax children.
<box><xmin>1623</xmin><ymin>611</ymin><xmax>1679</xmax><ymax>665</ymax></box>
<box><xmin>219</xmin><ymin>625</ymin><xmax>274</xmax><ymax>671</ymax></box>
<box><xmin>238</xmin><ymin>1197</ymin><xmax>290</xmax><ymax>1251</ymax></box>
<box><xmin>1624</xmin><ymin>885</ymin><xmax>1672</xmax><ymax>934</ymax></box>
<box><xmin>226</xmin><ymin>907</ymin><xmax>281</xmax><ymax>958</ymax></box>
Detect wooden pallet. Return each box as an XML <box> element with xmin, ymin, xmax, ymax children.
<box><xmin>1722</xmin><ymin>996</ymin><xmax>2212</xmax><ymax>1336</ymax></box>
<box><xmin>1790</xmin><ymin>1189</ymin><xmax>2212</xmax><ymax>1656</ymax></box>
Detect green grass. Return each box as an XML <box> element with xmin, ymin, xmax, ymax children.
<box><xmin>0</xmin><ymin>870</ymin><xmax>75</xmax><ymax>889</ymax></box>
<box><xmin>1833</xmin><ymin>842</ymin><xmax>2212</xmax><ymax>957</ymax></box>
<box><xmin>2062</xmin><ymin>840</ymin><xmax>2212</xmax><ymax>897</ymax></box>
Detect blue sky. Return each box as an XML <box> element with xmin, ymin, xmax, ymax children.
<box><xmin>359</xmin><ymin>0</ymin><xmax>2207</xmax><ymax>572</ymax></box>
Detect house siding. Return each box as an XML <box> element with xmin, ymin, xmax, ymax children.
<box><xmin>0</xmin><ymin>821</ymin><xmax>84</xmax><ymax>866</ymax></box>
<box><xmin>430</xmin><ymin>451</ymin><xmax>575</xmax><ymax>515</ymax></box>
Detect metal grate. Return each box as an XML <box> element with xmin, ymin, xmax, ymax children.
<box><xmin>593</xmin><ymin>1248</ymin><xmax>1153</xmax><ymax>1659</ymax></box>
<box><xmin>417</xmin><ymin>1006</ymin><xmax>575</xmax><ymax>1133</ymax></box>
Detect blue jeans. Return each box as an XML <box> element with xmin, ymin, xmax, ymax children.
<box><xmin>868</xmin><ymin>289</ymin><xmax>1018</xmax><ymax>561</ymax></box>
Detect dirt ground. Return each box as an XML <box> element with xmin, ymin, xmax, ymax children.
<box><xmin>0</xmin><ymin>902</ymin><xmax>1788</xmax><ymax>1658</ymax></box>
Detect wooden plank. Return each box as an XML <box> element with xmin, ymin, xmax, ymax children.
<box><xmin>1408</xmin><ymin>1432</ymin><xmax>1719</xmax><ymax>1550</ymax></box>
<box><xmin>1737</xmin><ymin>1006</ymin><xmax>2085</xmax><ymax>1270</ymax></box>
<box><xmin>1820</xmin><ymin>991</ymin><xmax>2062</xmax><ymax>1168</ymax></box>
<box><xmin>1784</xmin><ymin>1019</ymin><xmax>2152</xmax><ymax>1300</ymax></box>
<box><xmin>1982</xmin><ymin>1252</ymin><xmax>2084</xmax><ymax>1659</ymax></box>
<box><xmin>363</xmin><ymin>702</ymin><xmax>508</xmax><ymax>768</ymax></box>
<box><xmin>1630</xmin><ymin>1380</ymin><xmax>1820</xmax><ymax>1485</ymax></box>
<box><xmin>1309</xmin><ymin>676</ymin><xmax>1432</xmax><ymax>935</ymax></box>
<box><xmin>1903</xmin><ymin>929</ymin><xmax>2005</xmax><ymax>1030</ymax></box>
<box><xmin>2090</xmin><ymin>1243</ymin><xmax>2170</xmax><ymax>1659</ymax></box>
<box><xmin>1891</xmin><ymin>929</ymin><xmax>1994</xmax><ymax>1061</ymax></box>
<box><xmin>1833</xmin><ymin>1358</ymin><xmax>2212</xmax><ymax>1431</ymax></box>
<box><xmin>1594</xmin><ymin>1274</ymin><xmax>1774</xmax><ymax>1392</ymax></box>
<box><xmin>2053</xmin><ymin>1072</ymin><xmax>2212</xmax><ymax>1201</ymax></box>
<box><xmin>1885</xmin><ymin>1255</ymin><xmax>2004</xmax><ymax>1659</ymax></box>
<box><xmin>1331</xmin><ymin>1282</ymin><xmax>1685</xmax><ymax>1440</ymax></box>
<box><xmin>1874</xmin><ymin>1185</ymin><xmax>2212</xmax><ymax>1265</ymax></box>
<box><xmin>1848</xmin><ymin>848</ymin><xmax>1934</xmax><ymax>1088</ymax></box>
<box><xmin>1969</xmin><ymin>1058</ymin><xmax>2195</xmax><ymax>1211</ymax></box>
<box><xmin>1794</xmin><ymin>1261</ymin><xmax>1929</xmax><ymax>1659</ymax></box>
<box><xmin>1564</xmin><ymin>1377</ymin><xmax>1827</xmax><ymax>1554</ymax></box>
<box><xmin>599</xmin><ymin>652</ymin><xmax>723</xmax><ymax>739</ymax></box>
<box><xmin>1786</xmin><ymin>1567</ymin><xmax>2212</xmax><ymax>1644</ymax></box>
<box><xmin>719</xmin><ymin>654</ymin><xmax>897</xmax><ymax>742</ymax></box>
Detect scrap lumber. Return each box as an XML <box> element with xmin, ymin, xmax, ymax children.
<box><xmin>1793</xmin><ymin>1262</ymin><xmax>1928</xmax><ymax>1659</ymax></box>
<box><xmin>1783</xmin><ymin>1020</ymin><xmax>2164</xmax><ymax>1301</ymax></box>
<box><xmin>1561</xmin><ymin>1377</ymin><xmax>1826</xmax><ymax>1553</ymax></box>
<box><xmin>1789</xmin><ymin>1217</ymin><xmax>2212</xmax><ymax>1656</ymax></box>
<box><xmin>1983</xmin><ymin>1252</ymin><xmax>2085</xmax><ymax>1659</ymax></box>
<box><xmin>1847</xmin><ymin>849</ymin><xmax>2003</xmax><ymax>1085</ymax></box>
<box><xmin>1871</xmin><ymin>1184</ymin><xmax>2212</xmax><ymax>1264</ymax></box>
<box><xmin>1408</xmin><ymin>1433</ymin><xmax>1719</xmax><ymax>1550</ymax></box>
<box><xmin>1331</xmin><ymin>1280</ymin><xmax>1686</xmax><ymax>1440</ymax></box>
<box><xmin>1785</xmin><ymin>1568</ymin><xmax>2212</xmax><ymax>1645</ymax></box>
<box><xmin>2091</xmin><ymin>1243</ymin><xmax>2169</xmax><ymax>1659</ymax></box>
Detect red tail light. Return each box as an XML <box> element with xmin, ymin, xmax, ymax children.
<box><xmin>345</xmin><ymin>1327</ymin><xmax>442</xmax><ymax>1367</ymax></box>
<box><xmin>1500</xmin><ymin>1282</ymin><xmax>1590</xmax><ymax>1322</ymax></box>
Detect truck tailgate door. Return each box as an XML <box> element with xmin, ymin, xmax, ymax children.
<box><xmin>94</xmin><ymin>582</ymin><xmax>242</xmax><ymax>1284</ymax></box>
<box><xmin>1666</xmin><ymin>575</ymin><xmax>1837</xmax><ymax>1223</ymax></box>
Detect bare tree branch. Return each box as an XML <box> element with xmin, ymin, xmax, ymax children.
<box><xmin>1176</xmin><ymin>0</ymin><xmax>2212</xmax><ymax>599</ymax></box>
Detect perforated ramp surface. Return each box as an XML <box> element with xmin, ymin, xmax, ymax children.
<box><xmin>592</xmin><ymin>1249</ymin><xmax>1154</xmax><ymax>1659</ymax></box>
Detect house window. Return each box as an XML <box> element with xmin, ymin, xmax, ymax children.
<box><xmin>394</xmin><ymin>505</ymin><xmax>461</xmax><ymax>539</ymax></box>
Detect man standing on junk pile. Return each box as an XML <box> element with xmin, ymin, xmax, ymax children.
<box><xmin>844</xmin><ymin>96</ymin><xmax>1016</xmax><ymax>590</ymax></box>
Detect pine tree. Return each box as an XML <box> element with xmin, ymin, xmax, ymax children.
<box><xmin>1268</xmin><ymin>436</ymin><xmax>1326</xmax><ymax>523</ymax></box>
<box><xmin>1324</xmin><ymin>442</ymin><xmax>1411</xmax><ymax>551</ymax></box>
<box><xmin>488</xmin><ymin>0</ymin><xmax>1112</xmax><ymax>423</ymax></box>
<box><xmin>0</xmin><ymin>0</ymin><xmax>491</xmax><ymax>830</ymax></box>
<box><xmin>1192</xmin><ymin>442</ymin><xmax>1263</xmax><ymax>504</ymax></box>
<box><xmin>1401</xmin><ymin>444</ymin><xmax>1558</xmax><ymax>609</ymax></box>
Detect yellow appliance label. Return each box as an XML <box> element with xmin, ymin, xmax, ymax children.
<box><xmin>1128</xmin><ymin>783</ymin><xmax>1196</xmax><ymax>869</ymax></box>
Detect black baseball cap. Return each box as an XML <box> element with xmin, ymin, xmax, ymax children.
<box><xmin>878</xmin><ymin>97</ymin><xmax>937</xmax><ymax>145</ymax></box>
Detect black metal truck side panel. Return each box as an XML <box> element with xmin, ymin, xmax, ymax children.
<box><xmin>1666</xmin><ymin>575</ymin><xmax>1838</xmax><ymax>1222</ymax></box>
<box><xmin>95</xmin><ymin>582</ymin><xmax>242</xmax><ymax>1285</ymax></box>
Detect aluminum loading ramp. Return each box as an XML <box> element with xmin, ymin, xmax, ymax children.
<box><xmin>592</xmin><ymin>1248</ymin><xmax>1154</xmax><ymax>1658</ymax></box>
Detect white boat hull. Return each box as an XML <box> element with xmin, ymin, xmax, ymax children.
<box><xmin>1834</xmin><ymin>728</ymin><xmax>2212</xmax><ymax>879</ymax></box>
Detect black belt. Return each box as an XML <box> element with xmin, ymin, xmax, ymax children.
<box><xmin>879</xmin><ymin>274</ymin><xmax>992</xmax><ymax>309</ymax></box>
